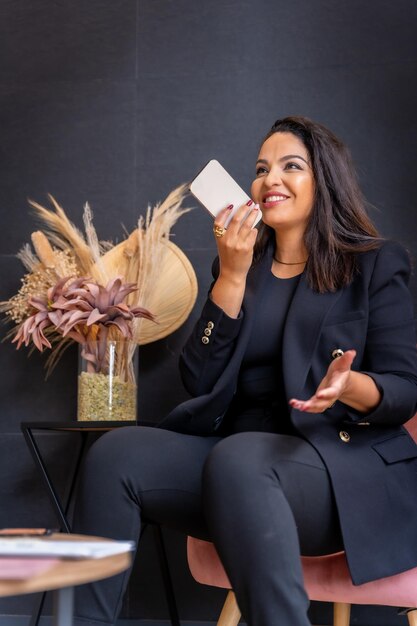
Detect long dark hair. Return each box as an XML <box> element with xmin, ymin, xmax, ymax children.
<box><xmin>254</xmin><ymin>116</ymin><xmax>382</xmax><ymax>292</ymax></box>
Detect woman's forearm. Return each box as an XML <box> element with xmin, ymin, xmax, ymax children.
<box><xmin>339</xmin><ymin>371</ymin><xmax>382</xmax><ymax>413</ymax></box>
<box><xmin>210</xmin><ymin>273</ymin><xmax>246</xmax><ymax>319</ymax></box>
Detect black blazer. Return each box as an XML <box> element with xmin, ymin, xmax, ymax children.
<box><xmin>159</xmin><ymin>240</ymin><xmax>417</xmax><ymax>585</ymax></box>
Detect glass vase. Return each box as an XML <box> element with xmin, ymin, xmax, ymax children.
<box><xmin>77</xmin><ymin>339</ymin><xmax>138</xmax><ymax>422</ymax></box>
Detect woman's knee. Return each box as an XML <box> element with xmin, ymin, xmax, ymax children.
<box><xmin>203</xmin><ymin>432</ymin><xmax>265</xmax><ymax>489</ymax></box>
<box><xmin>81</xmin><ymin>426</ymin><xmax>157</xmax><ymax>482</ymax></box>
<box><xmin>202</xmin><ymin>432</ymin><xmax>314</xmax><ymax>493</ymax></box>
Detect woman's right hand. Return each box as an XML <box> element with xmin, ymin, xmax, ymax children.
<box><xmin>210</xmin><ymin>200</ymin><xmax>260</xmax><ymax>318</ymax></box>
<box><xmin>213</xmin><ymin>200</ymin><xmax>260</xmax><ymax>283</ymax></box>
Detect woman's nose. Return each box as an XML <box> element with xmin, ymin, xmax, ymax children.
<box><xmin>264</xmin><ymin>168</ymin><xmax>283</xmax><ymax>187</ymax></box>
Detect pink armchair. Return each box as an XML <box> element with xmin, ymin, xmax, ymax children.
<box><xmin>187</xmin><ymin>414</ymin><xmax>417</xmax><ymax>626</ymax></box>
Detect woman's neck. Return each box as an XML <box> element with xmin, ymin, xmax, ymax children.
<box><xmin>273</xmin><ymin>231</ymin><xmax>308</xmax><ymax>265</ymax></box>
<box><xmin>271</xmin><ymin>231</ymin><xmax>308</xmax><ymax>279</ymax></box>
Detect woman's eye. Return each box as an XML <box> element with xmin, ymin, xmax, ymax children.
<box><xmin>284</xmin><ymin>161</ymin><xmax>302</xmax><ymax>170</ymax></box>
<box><xmin>255</xmin><ymin>166</ymin><xmax>268</xmax><ymax>176</ymax></box>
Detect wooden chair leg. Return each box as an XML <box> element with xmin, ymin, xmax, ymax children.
<box><xmin>333</xmin><ymin>602</ymin><xmax>351</xmax><ymax>626</ymax></box>
<box><xmin>407</xmin><ymin>609</ymin><xmax>417</xmax><ymax>626</ymax></box>
<box><xmin>217</xmin><ymin>590</ymin><xmax>241</xmax><ymax>626</ymax></box>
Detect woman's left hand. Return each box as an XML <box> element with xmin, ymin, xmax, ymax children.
<box><xmin>289</xmin><ymin>349</ymin><xmax>356</xmax><ymax>413</ymax></box>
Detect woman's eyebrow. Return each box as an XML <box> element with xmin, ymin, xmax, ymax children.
<box><xmin>256</xmin><ymin>154</ymin><xmax>309</xmax><ymax>165</ymax></box>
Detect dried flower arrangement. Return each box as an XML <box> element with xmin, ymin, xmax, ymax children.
<box><xmin>12</xmin><ymin>274</ymin><xmax>153</xmax><ymax>359</ymax></box>
<box><xmin>1</xmin><ymin>185</ymin><xmax>197</xmax><ymax>420</ymax></box>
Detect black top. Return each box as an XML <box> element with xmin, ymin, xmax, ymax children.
<box><xmin>220</xmin><ymin>271</ymin><xmax>301</xmax><ymax>436</ymax></box>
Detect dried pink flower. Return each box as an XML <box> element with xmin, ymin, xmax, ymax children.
<box><xmin>12</xmin><ymin>276</ymin><xmax>155</xmax><ymax>353</ymax></box>
<box><xmin>12</xmin><ymin>276</ymin><xmax>72</xmax><ymax>352</ymax></box>
<box><xmin>56</xmin><ymin>277</ymin><xmax>154</xmax><ymax>339</ymax></box>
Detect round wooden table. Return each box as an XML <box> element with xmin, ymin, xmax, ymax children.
<box><xmin>0</xmin><ymin>533</ymin><xmax>132</xmax><ymax>626</ymax></box>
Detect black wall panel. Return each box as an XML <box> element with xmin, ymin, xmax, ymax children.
<box><xmin>0</xmin><ymin>1</ymin><xmax>416</xmax><ymax>623</ymax></box>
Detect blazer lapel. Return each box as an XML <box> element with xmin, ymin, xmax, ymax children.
<box><xmin>282</xmin><ymin>274</ymin><xmax>343</xmax><ymax>401</ymax></box>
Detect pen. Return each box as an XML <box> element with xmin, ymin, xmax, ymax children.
<box><xmin>0</xmin><ymin>528</ymin><xmax>57</xmax><ymax>537</ymax></box>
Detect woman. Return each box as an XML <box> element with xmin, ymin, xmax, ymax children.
<box><xmin>73</xmin><ymin>116</ymin><xmax>417</xmax><ymax>626</ymax></box>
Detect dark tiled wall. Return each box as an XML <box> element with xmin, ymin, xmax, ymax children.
<box><xmin>0</xmin><ymin>1</ymin><xmax>416</xmax><ymax>623</ymax></box>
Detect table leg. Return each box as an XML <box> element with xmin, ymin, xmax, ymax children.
<box><xmin>53</xmin><ymin>586</ymin><xmax>74</xmax><ymax>626</ymax></box>
<box><xmin>21</xmin><ymin>426</ymin><xmax>71</xmax><ymax>532</ymax></box>
<box><xmin>28</xmin><ymin>591</ymin><xmax>45</xmax><ymax>626</ymax></box>
<box><xmin>62</xmin><ymin>432</ymin><xmax>90</xmax><ymax>522</ymax></box>
<box><xmin>152</xmin><ymin>525</ymin><xmax>180</xmax><ymax>626</ymax></box>
<box><xmin>21</xmin><ymin>426</ymin><xmax>86</xmax><ymax>626</ymax></box>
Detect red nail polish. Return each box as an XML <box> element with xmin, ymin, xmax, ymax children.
<box><xmin>247</xmin><ymin>200</ymin><xmax>253</xmax><ymax>206</ymax></box>
<box><xmin>226</xmin><ymin>204</ymin><xmax>233</xmax><ymax>210</ymax></box>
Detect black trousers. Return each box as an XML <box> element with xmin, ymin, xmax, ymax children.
<box><xmin>72</xmin><ymin>426</ymin><xmax>343</xmax><ymax>626</ymax></box>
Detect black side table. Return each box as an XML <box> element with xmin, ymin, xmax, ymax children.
<box><xmin>21</xmin><ymin>420</ymin><xmax>180</xmax><ymax>626</ymax></box>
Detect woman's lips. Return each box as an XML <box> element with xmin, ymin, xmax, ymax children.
<box><xmin>262</xmin><ymin>193</ymin><xmax>290</xmax><ymax>208</ymax></box>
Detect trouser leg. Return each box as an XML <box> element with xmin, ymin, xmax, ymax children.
<box><xmin>202</xmin><ymin>432</ymin><xmax>343</xmax><ymax>626</ymax></box>
<box><xmin>72</xmin><ymin>426</ymin><xmax>220</xmax><ymax>625</ymax></box>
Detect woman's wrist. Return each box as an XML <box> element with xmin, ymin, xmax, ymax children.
<box><xmin>210</xmin><ymin>273</ymin><xmax>246</xmax><ymax>319</ymax></box>
<box><xmin>217</xmin><ymin>268</ymin><xmax>248</xmax><ymax>288</ymax></box>
<box><xmin>339</xmin><ymin>371</ymin><xmax>381</xmax><ymax>413</ymax></box>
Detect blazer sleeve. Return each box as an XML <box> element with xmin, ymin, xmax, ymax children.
<box><xmin>178</xmin><ymin>257</ymin><xmax>244</xmax><ymax>397</ymax></box>
<box><xmin>347</xmin><ymin>240</ymin><xmax>417</xmax><ymax>426</ymax></box>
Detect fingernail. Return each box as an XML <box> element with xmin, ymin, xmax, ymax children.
<box><xmin>226</xmin><ymin>204</ymin><xmax>233</xmax><ymax>210</ymax></box>
<box><xmin>246</xmin><ymin>200</ymin><xmax>253</xmax><ymax>206</ymax></box>
<box><xmin>253</xmin><ymin>204</ymin><xmax>259</xmax><ymax>210</ymax></box>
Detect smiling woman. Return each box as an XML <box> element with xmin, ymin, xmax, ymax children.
<box><xmin>72</xmin><ymin>116</ymin><xmax>417</xmax><ymax>626</ymax></box>
<box><xmin>251</xmin><ymin>132</ymin><xmax>315</xmax><ymax>240</ymax></box>
<box><xmin>252</xmin><ymin>116</ymin><xmax>381</xmax><ymax>290</ymax></box>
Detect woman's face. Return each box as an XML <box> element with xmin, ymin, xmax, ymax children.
<box><xmin>251</xmin><ymin>132</ymin><xmax>315</xmax><ymax>234</ymax></box>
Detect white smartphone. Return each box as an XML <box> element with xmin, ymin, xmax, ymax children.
<box><xmin>189</xmin><ymin>159</ymin><xmax>262</xmax><ymax>227</ymax></box>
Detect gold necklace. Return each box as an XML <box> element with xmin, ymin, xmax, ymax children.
<box><xmin>273</xmin><ymin>256</ymin><xmax>308</xmax><ymax>266</ymax></box>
